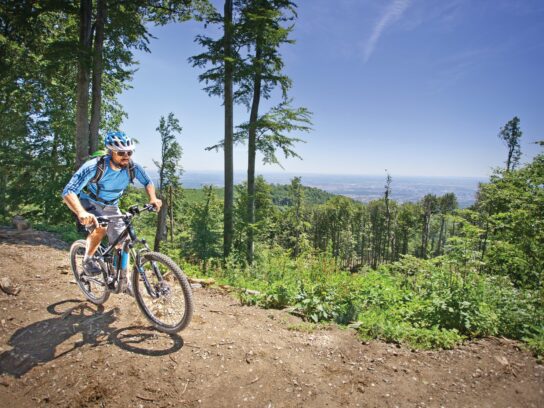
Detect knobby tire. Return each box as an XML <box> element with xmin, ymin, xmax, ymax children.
<box><xmin>69</xmin><ymin>240</ymin><xmax>110</xmax><ymax>305</ymax></box>
<box><xmin>132</xmin><ymin>251</ymin><xmax>193</xmax><ymax>333</ymax></box>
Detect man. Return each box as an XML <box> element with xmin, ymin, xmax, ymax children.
<box><xmin>62</xmin><ymin>131</ymin><xmax>162</xmax><ymax>275</ymax></box>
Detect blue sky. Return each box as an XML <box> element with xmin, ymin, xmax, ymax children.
<box><xmin>118</xmin><ymin>0</ymin><xmax>544</xmax><ymax>178</ymax></box>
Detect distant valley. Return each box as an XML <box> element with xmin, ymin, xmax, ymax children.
<box><xmin>145</xmin><ymin>170</ymin><xmax>486</xmax><ymax>208</ymax></box>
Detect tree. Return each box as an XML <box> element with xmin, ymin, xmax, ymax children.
<box><xmin>77</xmin><ymin>0</ymin><xmax>206</xmax><ymax>165</ymax></box>
<box><xmin>89</xmin><ymin>0</ymin><xmax>106</xmax><ymax>154</ymax></box>
<box><xmin>420</xmin><ymin>194</ymin><xmax>438</xmax><ymax>259</ymax></box>
<box><xmin>383</xmin><ymin>172</ymin><xmax>392</xmax><ymax>262</ymax></box>
<box><xmin>75</xmin><ymin>0</ymin><xmax>93</xmax><ymax>168</ymax></box>
<box><xmin>284</xmin><ymin>177</ymin><xmax>307</xmax><ymax>257</ymax></box>
<box><xmin>232</xmin><ymin>176</ymin><xmax>275</xmax><ymax>258</ymax></box>
<box><xmin>435</xmin><ymin>193</ymin><xmax>458</xmax><ymax>256</ymax></box>
<box><xmin>394</xmin><ymin>202</ymin><xmax>419</xmax><ymax>260</ymax></box>
<box><xmin>235</xmin><ymin>0</ymin><xmax>301</xmax><ymax>264</ymax></box>
<box><xmin>223</xmin><ymin>0</ymin><xmax>235</xmax><ymax>258</ymax></box>
<box><xmin>189</xmin><ymin>186</ymin><xmax>223</xmax><ymax>271</ymax></box>
<box><xmin>368</xmin><ymin>199</ymin><xmax>386</xmax><ymax>268</ymax></box>
<box><xmin>498</xmin><ymin>116</ymin><xmax>522</xmax><ymax>172</ymax></box>
<box><xmin>474</xmin><ymin>150</ymin><xmax>544</xmax><ymax>288</ymax></box>
<box><xmin>199</xmin><ymin>1</ymin><xmax>311</xmax><ymax>263</ymax></box>
<box><xmin>190</xmin><ymin>1</ymin><xmax>239</xmax><ymax>259</ymax></box>
<box><xmin>153</xmin><ymin>113</ymin><xmax>183</xmax><ymax>251</ymax></box>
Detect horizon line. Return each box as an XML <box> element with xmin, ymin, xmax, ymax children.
<box><xmin>163</xmin><ymin>169</ymin><xmax>489</xmax><ymax>180</ymax></box>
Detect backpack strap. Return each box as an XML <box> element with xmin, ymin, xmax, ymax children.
<box><xmin>89</xmin><ymin>155</ymin><xmax>107</xmax><ymax>198</ymax></box>
<box><xmin>128</xmin><ymin>159</ymin><xmax>136</xmax><ymax>184</ymax></box>
<box><xmin>84</xmin><ymin>156</ymin><xmax>135</xmax><ymax>204</ymax></box>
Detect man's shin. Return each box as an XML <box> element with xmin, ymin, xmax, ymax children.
<box><xmin>85</xmin><ymin>227</ymin><xmax>107</xmax><ymax>257</ymax></box>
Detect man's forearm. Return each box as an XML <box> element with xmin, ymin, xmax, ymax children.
<box><xmin>63</xmin><ymin>192</ymin><xmax>86</xmax><ymax>216</ymax></box>
<box><xmin>146</xmin><ymin>184</ymin><xmax>158</xmax><ymax>201</ymax></box>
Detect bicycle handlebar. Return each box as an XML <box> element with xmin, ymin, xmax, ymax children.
<box><xmin>96</xmin><ymin>204</ymin><xmax>157</xmax><ymax>226</ymax></box>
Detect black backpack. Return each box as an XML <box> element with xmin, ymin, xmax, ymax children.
<box><xmin>86</xmin><ymin>155</ymin><xmax>136</xmax><ymax>204</ymax></box>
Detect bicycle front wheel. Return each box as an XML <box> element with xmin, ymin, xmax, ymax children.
<box><xmin>132</xmin><ymin>252</ymin><xmax>193</xmax><ymax>333</ymax></box>
<box><xmin>70</xmin><ymin>240</ymin><xmax>110</xmax><ymax>305</ymax></box>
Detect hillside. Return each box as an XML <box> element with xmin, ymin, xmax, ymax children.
<box><xmin>180</xmin><ymin>184</ymin><xmax>336</xmax><ymax>207</ymax></box>
<box><xmin>0</xmin><ymin>227</ymin><xmax>542</xmax><ymax>408</ymax></box>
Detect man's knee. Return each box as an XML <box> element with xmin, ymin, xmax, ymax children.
<box><xmin>89</xmin><ymin>226</ymin><xmax>107</xmax><ymax>237</ymax></box>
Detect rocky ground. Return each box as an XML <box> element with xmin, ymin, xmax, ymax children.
<box><xmin>0</xmin><ymin>227</ymin><xmax>542</xmax><ymax>408</ymax></box>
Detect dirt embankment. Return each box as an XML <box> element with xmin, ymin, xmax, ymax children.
<box><xmin>0</xmin><ymin>227</ymin><xmax>542</xmax><ymax>408</ymax></box>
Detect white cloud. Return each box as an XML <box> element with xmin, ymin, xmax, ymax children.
<box><xmin>363</xmin><ymin>0</ymin><xmax>411</xmax><ymax>62</ymax></box>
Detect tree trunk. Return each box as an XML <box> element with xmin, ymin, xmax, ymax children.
<box><xmin>0</xmin><ymin>172</ymin><xmax>7</xmax><ymax>218</ymax></box>
<box><xmin>75</xmin><ymin>0</ymin><xmax>92</xmax><ymax>169</ymax></box>
<box><xmin>294</xmin><ymin>207</ymin><xmax>300</xmax><ymax>257</ymax></box>
<box><xmin>436</xmin><ymin>215</ymin><xmax>446</xmax><ymax>256</ymax></box>
<box><xmin>169</xmin><ymin>185</ymin><xmax>174</xmax><ymax>242</ymax></box>
<box><xmin>223</xmin><ymin>0</ymin><xmax>234</xmax><ymax>259</ymax></box>
<box><xmin>384</xmin><ymin>182</ymin><xmax>391</xmax><ymax>262</ymax></box>
<box><xmin>154</xmin><ymin>202</ymin><xmax>168</xmax><ymax>251</ymax></box>
<box><xmin>90</xmin><ymin>0</ymin><xmax>106</xmax><ymax>154</ymax></box>
<box><xmin>246</xmin><ymin>44</ymin><xmax>262</xmax><ymax>265</ymax></box>
<box><xmin>421</xmin><ymin>214</ymin><xmax>430</xmax><ymax>258</ymax></box>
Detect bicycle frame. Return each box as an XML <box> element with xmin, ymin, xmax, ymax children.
<box><xmin>93</xmin><ymin>206</ymin><xmax>164</xmax><ymax>298</ymax></box>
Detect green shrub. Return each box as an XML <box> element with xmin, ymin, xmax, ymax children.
<box><xmin>34</xmin><ymin>223</ymin><xmax>82</xmax><ymax>243</ymax></box>
<box><xmin>524</xmin><ymin>326</ymin><xmax>544</xmax><ymax>361</ymax></box>
<box><xmin>356</xmin><ymin>310</ymin><xmax>464</xmax><ymax>350</ymax></box>
<box><xmin>259</xmin><ymin>282</ymin><xmax>292</xmax><ymax>309</ymax></box>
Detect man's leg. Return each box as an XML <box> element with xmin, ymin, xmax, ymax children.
<box><xmin>86</xmin><ymin>226</ymin><xmax>107</xmax><ymax>257</ymax></box>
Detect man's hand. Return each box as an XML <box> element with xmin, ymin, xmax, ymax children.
<box><xmin>78</xmin><ymin>211</ymin><xmax>98</xmax><ymax>228</ymax></box>
<box><xmin>149</xmin><ymin>198</ymin><xmax>162</xmax><ymax>212</ymax></box>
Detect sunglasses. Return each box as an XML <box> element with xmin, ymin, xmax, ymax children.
<box><xmin>115</xmin><ymin>151</ymin><xmax>133</xmax><ymax>157</ymax></box>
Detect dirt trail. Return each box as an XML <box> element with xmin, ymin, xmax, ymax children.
<box><xmin>0</xmin><ymin>227</ymin><xmax>542</xmax><ymax>408</ymax></box>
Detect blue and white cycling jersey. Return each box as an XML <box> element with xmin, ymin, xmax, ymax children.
<box><xmin>62</xmin><ymin>156</ymin><xmax>152</xmax><ymax>205</ymax></box>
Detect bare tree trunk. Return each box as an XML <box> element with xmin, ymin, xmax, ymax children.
<box><xmin>421</xmin><ymin>213</ymin><xmax>432</xmax><ymax>259</ymax></box>
<box><xmin>246</xmin><ymin>44</ymin><xmax>262</xmax><ymax>265</ymax></box>
<box><xmin>169</xmin><ymin>185</ymin><xmax>174</xmax><ymax>242</ymax></box>
<box><xmin>0</xmin><ymin>172</ymin><xmax>7</xmax><ymax>218</ymax></box>
<box><xmin>75</xmin><ymin>0</ymin><xmax>92</xmax><ymax>169</ymax></box>
<box><xmin>154</xmin><ymin>203</ymin><xmax>168</xmax><ymax>251</ymax></box>
<box><xmin>90</xmin><ymin>0</ymin><xmax>106</xmax><ymax>154</ymax></box>
<box><xmin>223</xmin><ymin>0</ymin><xmax>234</xmax><ymax>258</ymax></box>
<box><xmin>436</xmin><ymin>215</ymin><xmax>446</xmax><ymax>256</ymax></box>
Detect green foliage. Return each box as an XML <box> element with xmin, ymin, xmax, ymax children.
<box><xmin>259</xmin><ymin>282</ymin><xmax>292</xmax><ymax>309</ymax></box>
<box><xmin>187</xmin><ymin>185</ymin><xmax>223</xmax><ymax>265</ymax></box>
<box><xmin>356</xmin><ymin>312</ymin><xmax>464</xmax><ymax>350</ymax></box>
<box><xmin>216</xmin><ymin>246</ymin><xmax>542</xmax><ymax>350</ymax></box>
<box><xmin>154</xmin><ymin>112</ymin><xmax>183</xmax><ymax>192</ymax></box>
<box><xmin>34</xmin><ymin>223</ymin><xmax>82</xmax><ymax>244</ymax></box>
<box><xmin>153</xmin><ymin>112</ymin><xmax>184</xmax><ymax>250</ymax></box>
<box><xmin>474</xmin><ymin>151</ymin><xmax>544</xmax><ymax>288</ymax></box>
<box><xmin>269</xmin><ymin>183</ymin><xmax>334</xmax><ymax>206</ymax></box>
<box><xmin>233</xmin><ymin>100</ymin><xmax>312</xmax><ymax>168</ymax></box>
<box><xmin>498</xmin><ymin>116</ymin><xmax>522</xmax><ymax>172</ymax></box>
<box><xmin>524</xmin><ymin>326</ymin><xmax>544</xmax><ymax>361</ymax></box>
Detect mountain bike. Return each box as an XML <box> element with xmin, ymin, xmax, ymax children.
<box><xmin>69</xmin><ymin>204</ymin><xmax>193</xmax><ymax>334</ymax></box>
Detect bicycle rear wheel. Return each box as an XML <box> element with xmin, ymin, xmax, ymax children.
<box><xmin>70</xmin><ymin>240</ymin><xmax>110</xmax><ymax>305</ymax></box>
<box><xmin>132</xmin><ymin>251</ymin><xmax>193</xmax><ymax>333</ymax></box>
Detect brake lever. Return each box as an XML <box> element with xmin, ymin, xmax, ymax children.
<box><xmin>143</xmin><ymin>204</ymin><xmax>156</xmax><ymax>212</ymax></box>
<box><xmin>96</xmin><ymin>216</ymin><xmax>109</xmax><ymax>227</ymax></box>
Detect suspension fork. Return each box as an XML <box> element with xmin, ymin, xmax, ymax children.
<box><xmin>133</xmin><ymin>243</ymin><xmax>162</xmax><ymax>298</ymax></box>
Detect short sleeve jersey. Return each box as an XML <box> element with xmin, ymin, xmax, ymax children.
<box><xmin>62</xmin><ymin>156</ymin><xmax>152</xmax><ymax>205</ymax></box>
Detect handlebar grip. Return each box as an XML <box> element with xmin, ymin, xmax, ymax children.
<box><xmin>96</xmin><ymin>216</ymin><xmax>109</xmax><ymax>227</ymax></box>
<box><xmin>144</xmin><ymin>204</ymin><xmax>156</xmax><ymax>212</ymax></box>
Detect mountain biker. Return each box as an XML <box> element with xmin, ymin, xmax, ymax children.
<box><xmin>62</xmin><ymin>131</ymin><xmax>162</xmax><ymax>276</ymax></box>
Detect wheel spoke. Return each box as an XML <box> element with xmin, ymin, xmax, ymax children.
<box><xmin>70</xmin><ymin>240</ymin><xmax>110</xmax><ymax>305</ymax></box>
<box><xmin>133</xmin><ymin>252</ymin><xmax>193</xmax><ymax>333</ymax></box>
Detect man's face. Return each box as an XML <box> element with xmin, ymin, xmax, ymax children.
<box><xmin>111</xmin><ymin>150</ymin><xmax>133</xmax><ymax>168</ymax></box>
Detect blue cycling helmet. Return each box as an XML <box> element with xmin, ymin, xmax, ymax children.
<box><xmin>104</xmin><ymin>131</ymin><xmax>134</xmax><ymax>152</ymax></box>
